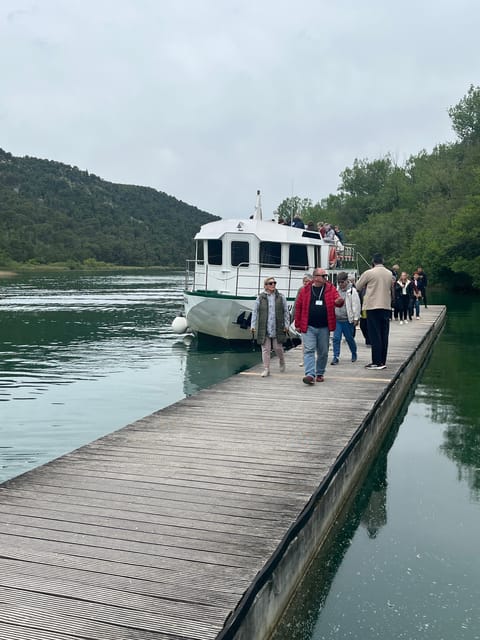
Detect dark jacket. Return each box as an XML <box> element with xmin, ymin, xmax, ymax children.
<box><xmin>394</xmin><ymin>280</ymin><xmax>414</xmax><ymax>304</ymax></box>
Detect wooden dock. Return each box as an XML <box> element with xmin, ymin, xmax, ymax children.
<box><xmin>0</xmin><ymin>307</ymin><xmax>446</xmax><ymax>640</ymax></box>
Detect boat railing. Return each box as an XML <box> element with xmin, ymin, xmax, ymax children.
<box><xmin>185</xmin><ymin>245</ymin><xmax>358</xmax><ymax>297</ymax></box>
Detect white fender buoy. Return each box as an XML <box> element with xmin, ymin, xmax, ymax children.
<box><xmin>171</xmin><ymin>316</ymin><xmax>189</xmax><ymax>334</ymax></box>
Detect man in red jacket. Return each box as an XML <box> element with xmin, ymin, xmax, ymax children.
<box><xmin>294</xmin><ymin>268</ymin><xmax>343</xmax><ymax>384</ymax></box>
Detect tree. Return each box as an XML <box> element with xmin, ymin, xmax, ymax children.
<box><xmin>276</xmin><ymin>196</ymin><xmax>313</xmax><ymax>223</ymax></box>
<box><xmin>448</xmin><ymin>84</ymin><xmax>480</xmax><ymax>144</ymax></box>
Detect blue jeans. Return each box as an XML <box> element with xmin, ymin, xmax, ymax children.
<box><xmin>333</xmin><ymin>321</ymin><xmax>357</xmax><ymax>359</ymax></box>
<box><xmin>302</xmin><ymin>326</ymin><xmax>330</xmax><ymax>377</ymax></box>
<box><xmin>414</xmin><ymin>298</ymin><xmax>421</xmax><ymax>317</ymax></box>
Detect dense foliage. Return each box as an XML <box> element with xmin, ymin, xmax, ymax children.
<box><xmin>0</xmin><ymin>150</ymin><xmax>218</xmax><ymax>267</ymax></box>
<box><xmin>277</xmin><ymin>86</ymin><xmax>480</xmax><ymax>290</ymax></box>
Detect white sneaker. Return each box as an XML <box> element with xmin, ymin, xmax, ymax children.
<box><xmin>399</xmin><ymin>321</ymin><xmax>403</xmax><ymax>325</ymax></box>
<box><xmin>405</xmin><ymin>320</ymin><xmax>409</xmax><ymax>324</ymax></box>
<box><xmin>279</xmin><ymin>363</ymin><xmax>286</xmax><ymax>372</ymax></box>
<box><xmin>261</xmin><ymin>368</ymin><xmax>270</xmax><ymax>377</ymax></box>
<box><xmin>416</xmin><ymin>316</ymin><xmax>420</xmax><ymax>319</ymax></box>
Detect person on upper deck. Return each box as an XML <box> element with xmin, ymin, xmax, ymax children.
<box><xmin>334</xmin><ymin>225</ymin><xmax>345</xmax><ymax>243</ymax></box>
<box><xmin>323</xmin><ymin>224</ymin><xmax>336</xmax><ymax>243</ymax></box>
<box><xmin>291</xmin><ymin>215</ymin><xmax>305</xmax><ymax>229</ymax></box>
<box><xmin>355</xmin><ymin>254</ymin><xmax>393</xmax><ymax>371</ymax></box>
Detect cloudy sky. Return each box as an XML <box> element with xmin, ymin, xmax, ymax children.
<box><xmin>1</xmin><ymin>1</ymin><xmax>479</xmax><ymax>218</ymax></box>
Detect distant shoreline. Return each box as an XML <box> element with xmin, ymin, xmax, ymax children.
<box><xmin>0</xmin><ymin>264</ymin><xmax>182</xmax><ymax>275</ymax></box>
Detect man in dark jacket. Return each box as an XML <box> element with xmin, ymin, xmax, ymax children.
<box><xmin>416</xmin><ymin>266</ymin><xmax>428</xmax><ymax>308</ymax></box>
<box><xmin>294</xmin><ymin>268</ymin><xmax>343</xmax><ymax>384</ymax></box>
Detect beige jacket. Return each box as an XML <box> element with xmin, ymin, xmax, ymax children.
<box><xmin>356</xmin><ymin>265</ymin><xmax>393</xmax><ymax>311</ymax></box>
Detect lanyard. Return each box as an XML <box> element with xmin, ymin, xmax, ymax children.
<box><xmin>311</xmin><ymin>285</ymin><xmax>324</xmax><ymax>301</ymax></box>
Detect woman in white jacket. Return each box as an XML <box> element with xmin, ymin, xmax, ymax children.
<box><xmin>331</xmin><ymin>272</ymin><xmax>361</xmax><ymax>365</ymax></box>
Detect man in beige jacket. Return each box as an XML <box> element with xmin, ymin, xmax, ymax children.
<box><xmin>355</xmin><ymin>254</ymin><xmax>394</xmax><ymax>370</ymax></box>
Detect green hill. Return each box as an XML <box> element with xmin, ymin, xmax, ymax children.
<box><xmin>0</xmin><ymin>148</ymin><xmax>219</xmax><ymax>267</ymax></box>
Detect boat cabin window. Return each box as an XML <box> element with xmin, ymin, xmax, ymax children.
<box><xmin>196</xmin><ymin>240</ymin><xmax>204</xmax><ymax>263</ymax></box>
<box><xmin>260</xmin><ymin>241</ymin><xmax>281</xmax><ymax>267</ymax></box>
<box><xmin>231</xmin><ymin>241</ymin><xmax>249</xmax><ymax>267</ymax></box>
<box><xmin>289</xmin><ymin>244</ymin><xmax>309</xmax><ymax>270</ymax></box>
<box><xmin>207</xmin><ymin>239</ymin><xmax>223</xmax><ymax>265</ymax></box>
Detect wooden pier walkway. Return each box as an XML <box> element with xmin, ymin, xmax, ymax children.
<box><xmin>0</xmin><ymin>307</ymin><xmax>446</xmax><ymax>640</ymax></box>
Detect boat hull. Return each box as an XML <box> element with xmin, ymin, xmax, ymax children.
<box><xmin>184</xmin><ymin>291</ymin><xmax>294</xmax><ymax>341</ymax></box>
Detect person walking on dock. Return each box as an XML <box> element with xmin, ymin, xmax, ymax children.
<box><xmin>294</xmin><ymin>268</ymin><xmax>343</xmax><ymax>384</ymax></box>
<box><xmin>394</xmin><ymin>272</ymin><xmax>414</xmax><ymax>324</ymax></box>
<box><xmin>331</xmin><ymin>272</ymin><xmax>361</xmax><ymax>365</ymax></box>
<box><xmin>355</xmin><ymin>254</ymin><xmax>394</xmax><ymax>371</ymax></box>
<box><xmin>251</xmin><ymin>277</ymin><xmax>290</xmax><ymax>377</ymax></box>
<box><xmin>416</xmin><ymin>266</ymin><xmax>428</xmax><ymax>308</ymax></box>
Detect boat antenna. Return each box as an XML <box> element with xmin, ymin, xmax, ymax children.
<box><xmin>253</xmin><ymin>189</ymin><xmax>263</xmax><ymax>221</ymax></box>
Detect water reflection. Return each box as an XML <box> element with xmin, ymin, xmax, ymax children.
<box><xmin>172</xmin><ymin>336</ymin><xmax>260</xmax><ymax>397</ymax></box>
<box><xmin>419</xmin><ymin>293</ymin><xmax>480</xmax><ymax>498</ymax></box>
<box><xmin>271</xmin><ymin>415</ymin><xmax>403</xmax><ymax>640</ymax></box>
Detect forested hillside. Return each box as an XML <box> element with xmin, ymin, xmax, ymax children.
<box><xmin>277</xmin><ymin>85</ymin><xmax>480</xmax><ymax>290</ymax></box>
<box><xmin>0</xmin><ymin>149</ymin><xmax>218</xmax><ymax>267</ymax></box>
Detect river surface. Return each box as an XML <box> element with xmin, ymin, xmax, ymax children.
<box><xmin>0</xmin><ymin>270</ymin><xmax>260</xmax><ymax>482</ymax></box>
<box><xmin>1</xmin><ymin>271</ymin><xmax>479</xmax><ymax>638</ymax></box>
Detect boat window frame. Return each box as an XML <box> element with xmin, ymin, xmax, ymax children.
<box><xmin>259</xmin><ymin>241</ymin><xmax>281</xmax><ymax>268</ymax></box>
<box><xmin>207</xmin><ymin>239</ymin><xmax>223</xmax><ymax>266</ymax></box>
<box><xmin>288</xmin><ymin>243</ymin><xmax>309</xmax><ymax>270</ymax></box>
<box><xmin>196</xmin><ymin>240</ymin><xmax>205</xmax><ymax>264</ymax></box>
<box><xmin>231</xmin><ymin>240</ymin><xmax>250</xmax><ymax>267</ymax></box>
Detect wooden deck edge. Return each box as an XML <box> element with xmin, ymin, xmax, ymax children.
<box><xmin>216</xmin><ymin>306</ymin><xmax>447</xmax><ymax>640</ymax></box>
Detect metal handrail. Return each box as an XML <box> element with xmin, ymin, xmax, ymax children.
<box><xmin>185</xmin><ymin>246</ymin><xmax>358</xmax><ymax>296</ymax></box>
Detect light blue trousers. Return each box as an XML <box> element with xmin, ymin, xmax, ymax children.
<box><xmin>302</xmin><ymin>326</ymin><xmax>330</xmax><ymax>377</ymax></box>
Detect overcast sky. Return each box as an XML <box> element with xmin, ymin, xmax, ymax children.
<box><xmin>1</xmin><ymin>1</ymin><xmax>479</xmax><ymax>219</ymax></box>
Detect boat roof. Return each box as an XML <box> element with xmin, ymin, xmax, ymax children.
<box><xmin>194</xmin><ymin>218</ymin><xmax>325</xmax><ymax>244</ymax></box>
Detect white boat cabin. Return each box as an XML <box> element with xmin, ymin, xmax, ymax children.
<box><xmin>186</xmin><ymin>218</ymin><xmax>356</xmax><ymax>299</ymax></box>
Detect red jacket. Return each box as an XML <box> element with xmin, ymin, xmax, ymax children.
<box><xmin>294</xmin><ymin>281</ymin><xmax>339</xmax><ymax>332</ymax></box>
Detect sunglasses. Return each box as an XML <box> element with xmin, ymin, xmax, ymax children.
<box><xmin>267</xmin><ymin>281</ymin><xmax>276</xmax><ymax>285</ymax></box>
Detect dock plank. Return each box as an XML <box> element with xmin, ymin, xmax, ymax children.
<box><xmin>0</xmin><ymin>307</ymin><xmax>445</xmax><ymax>639</ymax></box>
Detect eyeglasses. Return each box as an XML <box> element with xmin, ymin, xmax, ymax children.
<box><xmin>267</xmin><ymin>281</ymin><xmax>276</xmax><ymax>285</ymax></box>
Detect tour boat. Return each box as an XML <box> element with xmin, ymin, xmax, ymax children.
<box><xmin>171</xmin><ymin>192</ymin><xmax>358</xmax><ymax>341</ymax></box>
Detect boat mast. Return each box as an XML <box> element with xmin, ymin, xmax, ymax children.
<box><xmin>253</xmin><ymin>189</ymin><xmax>263</xmax><ymax>221</ymax></box>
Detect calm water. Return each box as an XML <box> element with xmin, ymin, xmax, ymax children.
<box><xmin>1</xmin><ymin>274</ymin><xmax>479</xmax><ymax>638</ymax></box>
<box><xmin>272</xmin><ymin>291</ymin><xmax>480</xmax><ymax>640</ymax></box>
<box><xmin>0</xmin><ymin>270</ymin><xmax>260</xmax><ymax>483</ymax></box>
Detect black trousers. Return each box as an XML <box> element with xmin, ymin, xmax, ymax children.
<box><xmin>366</xmin><ymin>309</ymin><xmax>390</xmax><ymax>366</ymax></box>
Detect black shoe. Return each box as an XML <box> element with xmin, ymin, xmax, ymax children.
<box><xmin>365</xmin><ymin>363</ymin><xmax>379</xmax><ymax>370</ymax></box>
<box><xmin>303</xmin><ymin>375</ymin><xmax>315</xmax><ymax>385</ymax></box>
